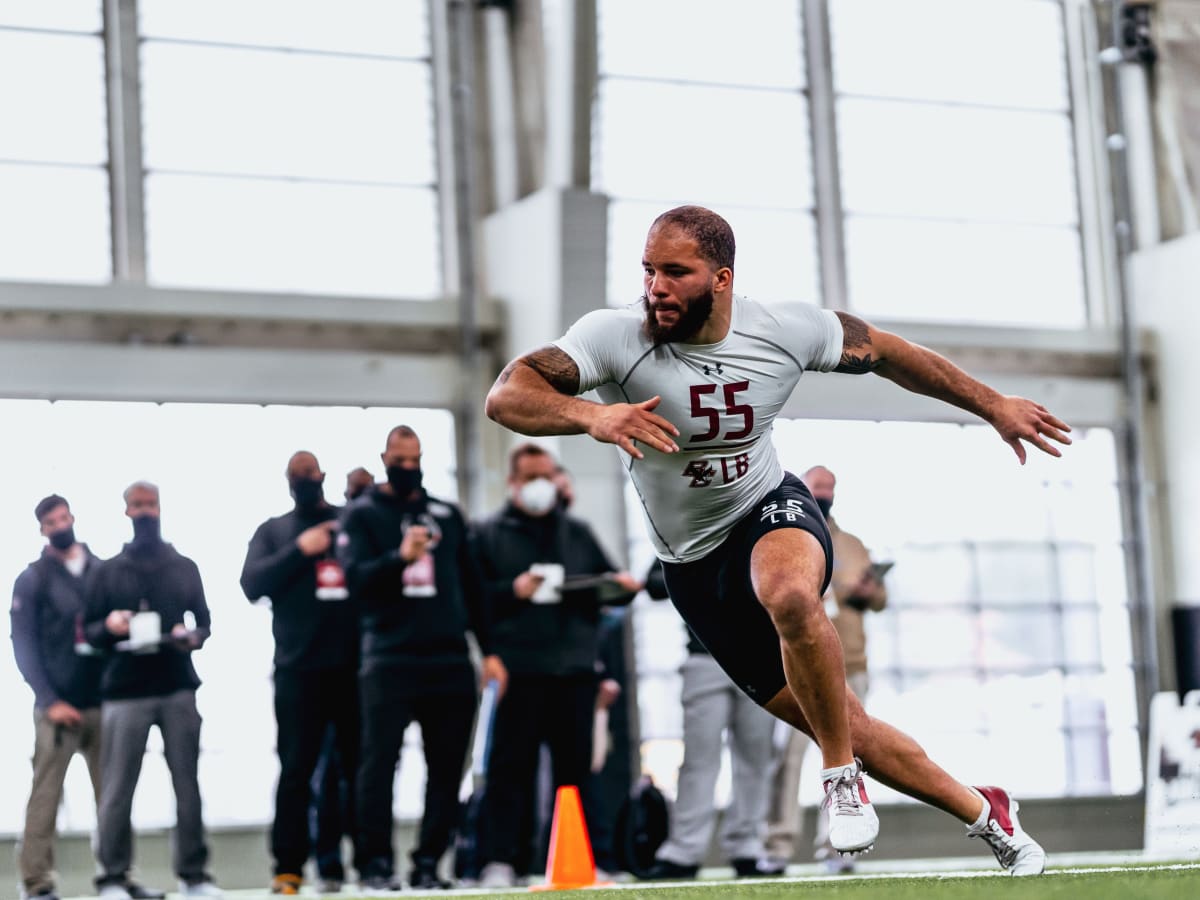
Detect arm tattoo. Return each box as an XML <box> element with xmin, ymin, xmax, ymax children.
<box><xmin>500</xmin><ymin>344</ymin><xmax>581</xmax><ymax>395</ymax></box>
<box><xmin>833</xmin><ymin>311</ymin><xmax>882</xmax><ymax>375</ymax></box>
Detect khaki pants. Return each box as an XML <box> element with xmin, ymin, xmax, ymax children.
<box><xmin>18</xmin><ymin>705</ymin><xmax>103</xmax><ymax>894</ymax></box>
<box><xmin>765</xmin><ymin>671</ymin><xmax>870</xmax><ymax>861</ymax></box>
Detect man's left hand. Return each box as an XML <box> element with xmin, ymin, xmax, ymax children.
<box><xmin>482</xmin><ymin>654</ymin><xmax>509</xmax><ymax>698</ymax></box>
<box><xmin>612</xmin><ymin>572</ymin><xmax>642</xmax><ymax>593</ymax></box>
<box><xmin>988</xmin><ymin>396</ymin><xmax>1072</xmax><ymax>464</ymax></box>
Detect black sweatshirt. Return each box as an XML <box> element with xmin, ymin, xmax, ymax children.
<box><xmin>471</xmin><ymin>503</ymin><xmax>633</xmax><ymax>677</ymax></box>
<box><xmin>339</xmin><ymin>487</ymin><xmax>488</xmax><ymax>693</ymax></box>
<box><xmin>240</xmin><ymin>503</ymin><xmax>358</xmax><ymax>672</ymax></box>
<box><xmin>84</xmin><ymin>541</ymin><xmax>211</xmax><ymax>700</ymax></box>
<box><xmin>10</xmin><ymin>546</ymin><xmax>104</xmax><ymax>710</ymax></box>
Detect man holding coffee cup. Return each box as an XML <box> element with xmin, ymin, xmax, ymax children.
<box><xmin>470</xmin><ymin>443</ymin><xmax>640</xmax><ymax>889</ymax></box>
<box><xmin>84</xmin><ymin>482</ymin><xmax>220</xmax><ymax>900</ymax></box>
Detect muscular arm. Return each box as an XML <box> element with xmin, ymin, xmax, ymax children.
<box><xmin>833</xmin><ymin>311</ymin><xmax>1072</xmax><ymax>463</ymax></box>
<box><xmin>485</xmin><ymin>345</ymin><xmax>680</xmax><ymax>457</ymax></box>
<box><xmin>484</xmin><ymin>346</ymin><xmax>593</xmax><ymax>436</ymax></box>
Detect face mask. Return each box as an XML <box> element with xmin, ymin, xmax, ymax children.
<box><xmin>48</xmin><ymin>527</ymin><xmax>76</xmax><ymax>551</ymax></box>
<box><xmin>387</xmin><ymin>465</ymin><xmax>423</xmax><ymax>495</ymax></box>
<box><xmin>290</xmin><ymin>477</ymin><xmax>324</xmax><ymax>509</ymax></box>
<box><xmin>518</xmin><ymin>478</ymin><xmax>558</xmax><ymax>517</ymax></box>
<box><xmin>131</xmin><ymin>514</ymin><xmax>161</xmax><ymax>546</ymax></box>
<box><xmin>815</xmin><ymin>497</ymin><xmax>833</xmax><ymax>519</ymax></box>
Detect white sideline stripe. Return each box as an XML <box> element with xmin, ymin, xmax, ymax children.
<box><xmin>69</xmin><ymin>861</ymin><xmax>1199</xmax><ymax>898</ymax></box>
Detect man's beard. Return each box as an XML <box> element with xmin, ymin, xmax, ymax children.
<box><xmin>641</xmin><ymin>288</ymin><xmax>716</xmax><ymax>345</ymax></box>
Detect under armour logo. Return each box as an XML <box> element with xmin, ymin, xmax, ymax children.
<box><xmin>702</xmin><ymin>362</ymin><xmax>724</xmax><ymax>376</ymax></box>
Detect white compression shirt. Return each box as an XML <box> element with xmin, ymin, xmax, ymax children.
<box><xmin>554</xmin><ymin>294</ymin><xmax>843</xmax><ymax>562</ymax></box>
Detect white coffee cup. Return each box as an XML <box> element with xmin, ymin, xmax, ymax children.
<box><xmin>529</xmin><ymin>563</ymin><xmax>565</xmax><ymax>604</ymax></box>
<box><xmin>129</xmin><ymin>610</ymin><xmax>162</xmax><ymax>648</ymax></box>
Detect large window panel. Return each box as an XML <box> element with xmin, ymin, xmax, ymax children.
<box><xmin>139</xmin><ymin>0</ymin><xmax>429</xmax><ymax>58</ymax></box>
<box><xmin>145</xmin><ymin>174</ymin><xmax>440</xmax><ymax>297</ymax></box>
<box><xmin>831</xmin><ymin>0</ymin><xmax>1068</xmax><ymax>110</ymax></box>
<box><xmin>596</xmin><ymin>81</ymin><xmax>812</xmax><ymax>208</ymax></box>
<box><xmin>838</xmin><ymin>99</ymin><xmax>1078</xmax><ymax>226</ymax></box>
<box><xmin>598</xmin><ymin>0</ymin><xmax>804</xmax><ymax>88</ymax></box>
<box><xmin>844</xmin><ymin>216</ymin><xmax>1086</xmax><ymax>327</ymax></box>
<box><xmin>607</xmin><ymin>200</ymin><xmax>819</xmax><ymax>307</ymax></box>
<box><xmin>0</xmin><ymin>0</ymin><xmax>100</xmax><ymax>32</ymax></box>
<box><xmin>142</xmin><ymin>44</ymin><xmax>435</xmax><ymax>184</ymax></box>
<box><xmin>0</xmin><ymin>164</ymin><xmax>111</xmax><ymax>282</ymax></box>
<box><xmin>0</xmin><ymin>31</ymin><xmax>106</xmax><ymax>164</ymax></box>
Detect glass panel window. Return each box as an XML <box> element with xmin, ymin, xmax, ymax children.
<box><xmin>139</xmin><ymin>0</ymin><xmax>429</xmax><ymax>58</ymax></box>
<box><xmin>830</xmin><ymin>0</ymin><xmax>1068</xmax><ymax>110</ymax></box>
<box><xmin>843</xmin><ymin>216</ymin><xmax>1086</xmax><ymax>327</ymax></box>
<box><xmin>145</xmin><ymin>174</ymin><xmax>440</xmax><ymax>298</ymax></box>
<box><xmin>596</xmin><ymin>80</ymin><xmax>811</xmax><ymax>208</ymax></box>
<box><xmin>141</xmin><ymin>44</ymin><xmax>435</xmax><ymax>184</ymax></box>
<box><xmin>0</xmin><ymin>30</ymin><xmax>106</xmax><ymax>165</ymax></box>
<box><xmin>0</xmin><ymin>0</ymin><xmax>101</xmax><ymax>32</ymax></box>
<box><xmin>0</xmin><ymin>164</ymin><xmax>111</xmax><ymax>282</ymax></box>
<box><xmin>598</xmin><ymin>0</ymin><xmax>804</xmax><ymax>88</ymax></box>
<box><xmin>838</xmin><ymin>99</ymin><xmax>1078</xmax><ymax>226</ymax></box>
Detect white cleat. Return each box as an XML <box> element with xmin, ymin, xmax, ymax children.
<box><xmin>822</xmin><ymin>758</ymin><xmax>880</xmax><ymax>854</ymax></box>
<box><xmin>967</xmin><ymin>785</ymin><xmax>1047</xmax><ymax>876</ymax></box>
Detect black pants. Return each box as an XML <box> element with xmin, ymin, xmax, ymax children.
<box><xmin>272</xmin><ymin>666</ymin><xmax>360</xmax><ymax>876</ymax></box>
<box><xmin>481</xmin><ymin>673</ymin><xmax>597</xmax><ymax>868</ymax></box>
<box><xmin>309</xmin><ymin>726</ymin><xmax>350</xmax><ymax>879</ymax></box>
<box><xmin>357</xmin><ymin>670</ymin><xmax>476</xmax><ymax>878</ymax></box>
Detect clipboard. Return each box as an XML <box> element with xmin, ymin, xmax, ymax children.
<box><xmin>561</xmin><ymin>573</ymin><xmax>634</xmax><ymax>604</ymax></box>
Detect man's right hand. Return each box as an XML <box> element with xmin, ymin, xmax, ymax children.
<box><xmin>296</xmin><ymin>520</ymin><xmax>337</xmax><ymax>557</ymax></box>
<box><xmin>399</xmin><ymin>525</ymin><xmax>432</xmax><ymax>563</ymax></box>
<box><xmin>46</xmin><ymin>700</ymin><xmax>82</xmax><ymax>727</ymax></box>
<box><xmin>105</xmin><ymin>609</ymin><xmax>132</xmax><ymax>637</ymax></box>
<box><xmin>585</xmin><ymin>396</ymin><xmax>680</xmax><ymax>460</ymax></box>
<box><xmin>513</xmin><ymin>570</ymin><xmax>546</xmax><ymax>600</ymax></box>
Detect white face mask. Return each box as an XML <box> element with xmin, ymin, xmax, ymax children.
<box><xmin>517</xmin><ymin>477</ymin><xmax>558</xmax><ymax>516</ymax></box>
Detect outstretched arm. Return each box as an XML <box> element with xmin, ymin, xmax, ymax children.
<box><xmin>485</xmin><ymin>345</ymin><xmax>680</xmax><ymax>458</ymax></box>
<box><xmin>833</xmin><ymin>311</ymin><xmax>1072</xmax><ymax>464</ymax></box>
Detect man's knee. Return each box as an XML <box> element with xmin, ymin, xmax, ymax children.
<box><xmin>756</xmin><ymin>576</ymin><xmax>825</xmax><ymax>641</ymax></box>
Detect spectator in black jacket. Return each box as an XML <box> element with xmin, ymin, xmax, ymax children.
<box><xmin>240</xmin><ymin>451</ymin><xmax>360</xmax><ymax>895</ymax></box>
<box><xmin>84</xmin><ymin>481</ymin><xmax>220</xmax><ymax>900</ymax></box>
<box><xmin>473</xmin><ymin>443</ymin><xmax>640</xmax><ymax>889</ymax></box>
<box><xmin>11</xmin><ymin>495</ymin><xmax>106</xmax><ymax>900</ymax></box>
<box><xmin>339</xmin><ymin>425</ymin><xmax>500</xmax><ymax>891</ymax></box>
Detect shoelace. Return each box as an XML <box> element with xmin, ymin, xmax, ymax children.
<box><xmin>974</xmin><ymin>820</ymin><xmax>1019</xmax><ymax>869</ymax></box>
<box><xmin>821</xmin><ymin>761</ymin><xmax>865</xmax><ymax>818</ymax></box>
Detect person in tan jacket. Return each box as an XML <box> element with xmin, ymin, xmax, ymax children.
<box><xmin>764</xmin><ymin>466</ymin><xmax>888</xmax><ymax>872</ymax></box>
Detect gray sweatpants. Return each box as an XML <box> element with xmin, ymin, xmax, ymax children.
<box><xmin>656</xmin><ymin>653</ymin><xmax>776</xmax><ymax>866</ymax></box>
<box><xmin>96</xmin><ymin>689</ymin><xmax>209</xmax><ymax>886</ymax></box>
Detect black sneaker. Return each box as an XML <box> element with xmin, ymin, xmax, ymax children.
<box><xmin>127</xmin><ymin>884</ymin><xmax>167</xmax><ymax>900</ymax></box>
<box><xmin>639</xmin><ymin>859</ymin><xmax>699</xmax><ymax>881</ymax></box>
<box><xmin>359</xmin><ymin>874</ymin><xmax>402</xmax><ymax>891</ymax></box>
<box><xmin>408</xmin><ymin>864</ymin><xmax>451</xmax><ymax>890</ymax></box>
<box><xmin>731</xmin><ymin>856</ymin><xmax>787</xmax><ymax>877</ymax></box>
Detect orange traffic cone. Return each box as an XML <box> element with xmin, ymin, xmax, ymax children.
<box><xmin>531</xmin><ymin>785</ymin><xmax>610</xmax><ymax>891</ymax></box>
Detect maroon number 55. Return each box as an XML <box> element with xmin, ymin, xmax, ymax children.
<box><xmin>688</xmin><ymin>381</ymin><xmax>753</xmax><ymax>443</ymax></box>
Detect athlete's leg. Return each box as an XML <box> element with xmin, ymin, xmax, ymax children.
<box><xmin>750</xmin><ymin>528</ymin><xmax>853</xmax><ymax>769</ymax></box>
<box><xmin>763</xmin><ymin>687</ymin><xmax>983</xmax><ymax>824</ymax></box>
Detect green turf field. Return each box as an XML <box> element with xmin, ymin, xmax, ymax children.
<box><xmin>329</xmin><ymin>863</ymin><xmax>1200</xmax><ymax>900</ymax></box>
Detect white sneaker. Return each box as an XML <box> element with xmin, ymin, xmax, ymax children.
<box><xmin>179</xmin><ymin>882</ymin><xmax>224</xmax><ymax>898</ymax></box>
<box><xmin>822</xmin><ymin>758</ymin><xmax>879</xmax><ymax>854</ymax></box>
<box><xmin>967</xmin><ymin>786</ymin><xmax>1046</xmax><ymax>876</ymax></box>
<box><xmin>98</xmin><ymin>887</ymin><xmax>132</xmax><ymax>900</ymax></box>
<box><xmin>478</xmin><ymin>862</ymin><xmax>517</xmax><ymax>888</ymax></box>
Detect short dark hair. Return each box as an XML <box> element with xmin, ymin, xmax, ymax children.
<box><xmin>386</xmin><ymin>425</ymin><xmax>419</xmax><ymax>445</ymax></box>
<box><xmin>650</xmin><ymin>205</ymin><xmax>736</xmax><ymax>272</ymax></box>
<box><xmin>34</xmin><ymin>494</ymin><xmax>69</xmax><ymax>523</ymax></box>
<box><xmin>508</xmin><ymin>442</ymin><xmax>553</xmax><ymax>479</ymax></box>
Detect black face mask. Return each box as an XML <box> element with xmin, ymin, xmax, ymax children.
<box><xmin>48</xmin><ymin>527</ymin><xmax>76</xmax><ymax>551</ymax></box>
<box><xmin>290</xmin><ymin>477</ymin><xmax>325</xmax><ymax>510</ymax></box>
<box><xmin>387</xmin><ymin>466</ymin><xmax>423</xmax><ymax>496</ymax></box>
<box><xmin>131</xmin><ymin>514</ymin><xmax>162</xmax><ymax>547</ymax></box>
<box><xmin>815</xmin><ymin>497</ymin><xmax>833</xmax><ymax>519</ymax></box>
